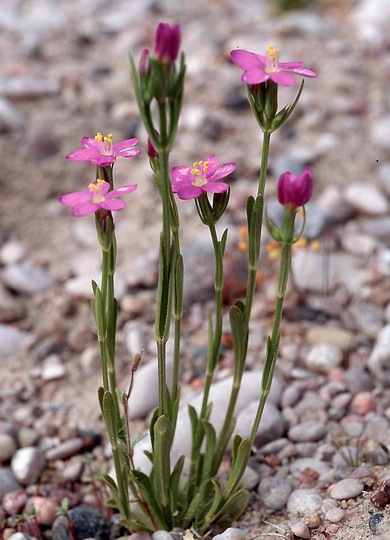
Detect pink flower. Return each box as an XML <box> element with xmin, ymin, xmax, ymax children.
<box><xmin>66</xmin><ymin>133</ymin><xmax>140</xmax><ymax>167</ymax></box>
<box><xmin>171</xmin><ymin>155</ymin><xmax>236</xmax><ymax>200</ymax></box>
<box><xmin>154</xmin><ymin>22</ymin><xmax>181</xmax><ymax>62</ymax></box>
<box><xmin>230</xmin><ymin>45</ymin><xmax>317</xmax><ymax>86</ymax></box>
<box><xmin>59</xmin><ymin>179</ymin><xmax>137</xmax><ymax>217</ymax></box>
<box><xmin>277</xmin><ymin>167</ymin><xmax>313</xmax><ymax>207</ymax></box>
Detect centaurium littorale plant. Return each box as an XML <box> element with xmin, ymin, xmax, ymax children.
<box><xmin>60</xmin><ymin>24</ymin><xmax>316</xmax><ymax>536</ymax></box>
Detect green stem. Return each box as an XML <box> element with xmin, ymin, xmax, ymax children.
<box><xmin>249</xmin><ymin>209</ymin><xmax>294</xmax><ymax>445</ymax></box>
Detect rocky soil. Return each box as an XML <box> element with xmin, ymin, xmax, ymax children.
<box><xmin>1</xmin><ymin>0</ymin><xmax>390</xmax><ymax>539</ymax></box>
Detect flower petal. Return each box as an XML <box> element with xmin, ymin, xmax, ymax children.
<box><xmin>171</xmin><ymin>165</ymin><xmax>193</xmax><ymax>183</ymax></box>
<box><xmin>290</xmin><ymin>66</ymin><xmax>317</xmax><ymax>78</ymax></box>
<box><xmin>100</xmin><ymin>199</ymin><xmax>126</xmax><ymax>211</ymax></box>
<box><xmin>278</xmin><ymin>61</ymin><xmax>304</xmax><ymax>69</ymax></box>
<box><xmin>59</xmin><ymin>191</ymin><xmax>91</xmax><ymax>206</ymax></box>
<box><xmin>230</xmin><ymin>49</ymin><xmax>265</xmax><ymax>70</ymax></box>
<box><xmin>72</xmin><ymin>202</ymin><xmax>99</xmax><ymax>216</ymax></box>
<box><xmin>176</xmin><ymin>185</ymin><xmax>203</xmax><ymax>199</ymax></box>
<box><xmin>269</xmin><ymin>71</ymin><xmax>295</xmax><ymax>86</ymax></box>
<box><xmin>242</xmin><ymin>69</ymin><xmax>269</xmax><ymax>85</ymax></box>
<box><xmin>208</xmin><ymin>162</ymin><xmax>236</xmax><ymax>182</ymax></box>
<box><xmin>80</xmin><ymin>137</ymin><xmax>99</xmax><ymax>149</ymax></box>
<box><xmin>92</xmin><ymin>155</ymin><xmax>116</xmax><ymax>166</ymax></box>
<box><xmin>202</xmin><ymin>182</ymin><xmax>229</xmax><ymax>194</ymax></box>
<box><xmin>66</xmin><ymin>149</ymin><xmax>99</xmax><ymax>162</ymax></box>
<box><xmin>107</xmin><ymin>184</ymin><xmax>138</xmax><ymax>198</ymax></box>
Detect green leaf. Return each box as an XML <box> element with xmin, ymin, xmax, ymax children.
<box><xmin>231</xmin><ymin>434</ymin><xmax>243</xmax><ymax>464</ymax></box>
<box><xmin>247</xmin><ymin>194</ymin><xmax>264</xmax><ymax>267</ymax></box>
<box><xmin>173</xmin><ymin>254</ymin><xmax>184</xmax><ymax>320</ymax></box>
<box><xmin>200</xmin><ymin>420</ymin><xmax>217</xmax><ymax>484</ymax></box>
<box><xmin>92</xmin><ymin>283</ymin><xmax>105</xmax><ymax>342</ymax></box>
<box><xmin>214</xmin><ymin>488</ymin><xmax>249</xmax><ymax>528</ymax></box>
<box><xmin>229</xmin><ymin>303</ymin><xmax>248</xmax><ymax>382</ymax></box>
<box><xmin>152</xmin><ymin>415</ymin><xmax>173</xmax><ymax>516</ymax></box>
<box><xmin>223</xmin><ymin>438</ymin><xmax>251</xmax><ymax>499</ymax></box>
<box><xmin>220</xmin><ymin>228</ymin><xmax>229</xmax><ymax>255</ymax></box>
<box><xmin>97</xmin><ymin>386</ymin><xmax>105</xmax><ymax>412</ymax></box>
<box><xmin>188</xmin><ymin>404</ymin><xmax>199</xmax><ymax>441</ymax></box>
<box><xmin>102</xmin><ymin>391</ymin><xmax>117</xmax><ymax>446</ymax></box>
<box><xmin>132</xmin><ymin>469</ymin><xmax>167</xmax><ymax>527</ymax></box>
<box><xmin>169</xmin><ymin>454</ymin><xmax>185</xmax><ymax>512</ymax></box>
<box><xmin>103</xmin><ymin>473</ymin><xmax>118</xmax><ymax>495</ymax></box>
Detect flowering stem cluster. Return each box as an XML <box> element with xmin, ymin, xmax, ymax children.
<box><xmin>60</xmin><ymin>23</ymin><xmax>316</xmax><ymax>536</ymax></box>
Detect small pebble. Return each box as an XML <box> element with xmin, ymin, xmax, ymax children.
<box><xmin>0</xmin><ymin>467</ymin><xmax>21</xmax><ymax>499</ymax></box>
<box><xmin>257</xmin><ymin>476</ymin><xmax>292</xmax><ymax>511</ymax></box>
<box><xmin>0</xmin><ymin>433</ymin><xmax>17</xmax><ymax>462</ymax></box>
<box><xmin>287</xmin><ymin>489</ymin><xmax>323</xmax><ymax>516</ymax></box>
<box><xmin>371</xmin><ymin>479</ymin><xmax>390</xmax><ymax>508</ymax></box>
<box><xmin>29</xmin><ymin>496</ymin><xmax>58</xmax><ymax>525</ymax></box>
<box><xmin>325</xmin><ymin>507</ymin><xmax>345</xmax><ymax>523</ymax></box>
<box><xmin>290</xmin><ymin>521</ymin><xmax>311</xmax><ymax>539</ymax></box>
<box><xmin>212</xmin><ymin>528</ymin><xmax>246</xmax><ymax>540</ymax></box>
<box><xmin>305</xmin><ymin>343</ymin><xmax>343</xmax><ymax>374</ymax></box>
<box><xmin>11</xmin><ymin>447</ymin><xmax>46</xmax><ymax>485</ymax></box>
<box><xmin>45</xmin><ymin>438</ymin><xmax>84</xmax><ymax>461</ymax></box>
<box><xmin>350</xmin><ymin>391</ymin><xmax>376</xmax><ymax>415</ymax></box>
<box><xmin>41</xmin><ymin>354</ymin><xmax>66</xmax><ymax>381</ymax></box>
<box><xmin>329</xmin><ymin>478</ymin><xmax>364</xmax><ymax>500</ymax></box>
<box><xmin>152</xmin><ymin>532</ymin><xmax>174</xmax><ymax>540</ymax></box>
<box><xmin>2</xmin><ymin>489</ymin><xmax>27</xmax><ymax>515</ymax></box>
<box><xmin>288</xmin><ymin>421</ymin><xmax>327</xmax><ymax>443</ymax></box>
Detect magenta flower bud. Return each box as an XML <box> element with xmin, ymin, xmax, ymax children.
<box><xmin>147</xmin><ymin>137</ymin><xmax>159</xmax><ymax>159</ymax></box>
<box><xmin>277</xmin><ymin>167</ymin><xmax>313</xmax><ymax>207</ymax></box>
<box><xmin>154</xmin><ymin>22</ymin><xmax>181</xmax><ymax>62</ymax></box>
<box><xmin>140</xmin><ymin>48</ymin><xmax>150</xmax><ymax>76</ymax></box>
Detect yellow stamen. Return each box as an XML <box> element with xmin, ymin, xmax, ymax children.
<box><xmin>104</xmin><ymin>133</ymin><xmax>113</xmax><ymax>144</ymax></box>
<box><xmin>267</xmin><ymin>45</ymin><xmax>279</xmax><ymax>62</ymax></box>
<box><xmin>95</xmin><ymin>132</ymin><xmax>103</xmax><ymax>142</ymax></box>
<box><xmin>191</xmin><ymin>168</ymin><xmax>201</xmax><ymax>176</ymax></box>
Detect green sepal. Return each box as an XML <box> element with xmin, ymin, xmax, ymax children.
<box><xmin>212</xmin><ymin>189</ymin><xmax>230</xmax><ymax>223</ymax></box>
<box><xmin>264</xmin><ymin>206</ymin><xmax>282</xmax><ymax>242</ymax></box>
<box><xmin>270</xmin><ymin>79</ymin><xmax>304</xmax><ymax>131</ymax></box>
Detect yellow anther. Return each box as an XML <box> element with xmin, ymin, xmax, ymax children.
<box><xmin>267</xmin><ymin>45</ymin><xmax>279</xmax><ymax>61</ymax></box>
<box><xmin>104</xmin><ymin>133</ymin><xmax>113</xmax><ymax>144</ymax></box>
<box><xmin>96</xmin><ymin>179</ymin><xmax>105</xmax><ymax>187</ymax></box>
<box><xmin>95</xmin><ymin>132</ymin><xmax>103</xmax><ymax>142</ymax></box>
<box><xmin>310</xmin><ymin>240</ymin><xmax>321</xmax><ymax>252</ymax></box>
<box><xmin>199</xmin><ymin>160</ymin><xmax>203</xmax><ymax>167</ymax></box>
<box><xmin>193</xmin><ymin>162</ymin><xmax>198</xmax><ymax>168</ymax></box>
<box><xmin>89</xmin><ymin>182</ymin><xmax>99</xmax><ymax>192</ymax></box>
<box><xmin>191</xmin><ymin>168</ymin><xmax>201</xmax><ymax>176</ymax></box>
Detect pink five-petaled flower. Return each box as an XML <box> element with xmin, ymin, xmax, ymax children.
<box><xmin>154</xmin><ymin>22</ymin><xmax>181</xmax><ymax>63</ymax></box>
<box><xmin>66</xmin><ymin>132</ymin><xmax>141</xmax><ymax>167</ymax></box>
<box><xmin>59</xmin><ymin>179</ymin><xmax>137</xmax><ymax>217</ymax></box>
<box><xmin>171</xmin><ymin>155</ymin><xmax>236</xmax><ymax>200</ymax></box>
<box><xmin>277</xmin><ymin>167</ymin><xmax>313</xmax><ymax>208</ymax></box>
<box><xmin>230</xmin><ymin>45</ymin><xmax>317</xmax><ymax>87</ymax></box>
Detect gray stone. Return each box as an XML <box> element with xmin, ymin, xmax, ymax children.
<box><xmin>235</xmin><ymin>400</ymin><xmax>284</xmax><ymax>448</ymax></box>
<box><xmin>0</xmin><ymin>467</ymin><xmax>21</xmax><ymax>499</ymax></box>
<box><xmin>45</xmin><ymin>438</ymin><xmax>84</xmax><ymax>461</ymax></box>
<box><xmin>3</xmin><ymin>263</ymin><xmax>52</xmax><ymax>295</ymax></box>
<box><xmin>352</xmin><ymin>0</ymin><xmax>390</xmax><ymax>46</ymax></box>
<box><xmin>41</xmin><ymin>354</ymin><xmax>66</xmax><ymax>381</ymax></box>
<box><xmin>0</xmin><ymin>433</ymin><xmax>17</xmax><ymax>462</ymax></box>
<box><xmin>292</xmin><ymin>250</ymin><xmax>362</xmax><ymax>293</ymax></box>
<box><xmin>305</xmin><ymin>343</ymin><xmax>343</xmax><ymax>374</ymax></box>
<box><xmin>329</xmin><ymin>478</ymin><xmax>364</xmax><ymax>500</ymax></box>
<box><xmin>339</xmin><ymin>229</ymin><xmax>377</xmax><ymax>258</ymax></box>
<box><xmin>152</xmin><ymin>532</ymin><xmax>174</xmax><ymax>540</ymax></box>
<box><xmin>0</xmin><ymin>324</ymin><xmax>33</xmax><ymax>360</ymax></box>
<box><xmin>348</xmin><ymin>302</ymin><xmax>384</xmax><ymax>339</ymax></box>
<box><xmin>287</xmin><ymin>488</ymin><xmax>323</xmax><ymax>516</ymax></box>
<box><xmin>11</xmin><ymin>447</ymin><xmax>46</xmax><ymax>485</ymax></box>
<box><xmin>290</xmin><ymin>458</ymin><xmax>331</xmax><ymax>479</ymax></box>
<box><xmin>371</xmin><ymin>116</ymin><xmax>390</xmax><ymax>150</ymax></box>
<box><xmin>344</xmin><ymin>183</ymin><xmax>389</xmax><ymax>215</ymax></box>
<box><xmin>0</xmin><ymin>97</ymin><xmax>25</xmax><ymax>131</ymax></box>
<box><xmin>368</xmin><ymin>324</ymin><xmax>390</xmax><ymax>383</ymax></box>
<box><xmin>288</xmin><ymin>421</ymin><xmax>327</xmax><ymax>443</ymax></box>
<box><xmin>257</xmin><ymin>476</ymin><xmax>292</xmax><ymax>511</ymax></box>
<box><xmin>290</xmin><ymin>522</ymin><xmax>310</xmax><ymax>540</ymax></box>
<box><xmin>212</xmin><ymin>528</ymin><xmax>246</xmax><ymax>540</ymax></box>
<box><xmin>51</xmin><ymin>505</ymin><xmax>108</xmax><ymax>540</ymax></box>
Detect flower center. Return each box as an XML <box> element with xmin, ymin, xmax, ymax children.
<box><xmin>95</xmin><ymin>132</ymin><xmax>113</xmax><ymax>155</ymax></box>
<box><xmin>265</xmin><ymin>45</ymin><xmax>280</xmax><ymax>73</ymax></box>
<box><xmin>89</xmin><ymin>179</ymin><xmax>106</xmax><ymax>203</ymax></box>
<box><xmin>191</xmin><ymin>160</ymin><xmax>209</xmax><ymax>187</ymax></box>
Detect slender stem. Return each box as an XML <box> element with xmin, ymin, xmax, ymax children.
<box><xmin>249</xmin><ymin>210</ymin><xmax>294</xmax><ymax>445</ymax></box>
<box><xmin>245</xmin><ymin>130</ymin><xmax>271</xmax><ymax>324</ymax></box>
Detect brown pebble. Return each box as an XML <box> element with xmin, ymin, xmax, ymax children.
<box><xmin>370</xmin><ymin>479</ymin><xmax>390</xmax><ymax>509</ymax></box>
<box><xmin>45</xmin><ymin>438</ymin><xmax>83</xmax><ymax>461</ymax></box>
<box><xmin>30</xmin><ymin>496</ymin><xmax>58</xmax><ymax>525</ymax></box>
<box><xmin>2</xmin><ymin>489</ymin><xmax>27</xmax><ymax>515</ymax></box>
<box><xmin>350</xmin><ymin>392</ymin><xmax>376</xmax><ymax>415</ymax></box>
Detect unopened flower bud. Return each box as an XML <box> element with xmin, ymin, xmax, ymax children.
<box><xmin>147</xmin><ymin>137</ymin><xmax>159</xmax><ymax>159</ymax></box>
<box><xmin>154</xmin><ymin>22</ymin><xmax>181</xmax><ymax>63</ymax></box>
<box><xmin>140</xmin><ymin>48</ymin><xmax>150</xmax><ymax>76</ymax></box>
<box><xmin>277</xmin><ymin>167</ymin><xmax>313</xmax><ymax>208</ymax></box>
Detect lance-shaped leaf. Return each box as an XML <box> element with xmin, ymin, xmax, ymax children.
<box><xmin>152</xmin><ymin>415</ymin><xmax>173</xmax><ymax>516</ymax></box>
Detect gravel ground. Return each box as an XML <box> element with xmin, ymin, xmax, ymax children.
<box><xmin>1</xmin><ymin>0</ymin><xmax>390</xmax><ymax>538</ymax></box>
